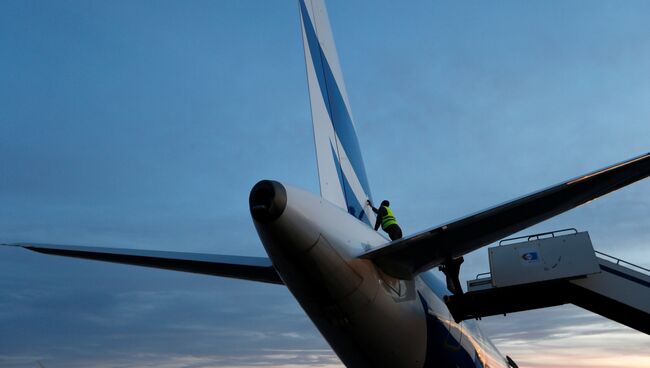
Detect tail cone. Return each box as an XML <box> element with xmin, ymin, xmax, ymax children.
<box><xmin>249</xmin><ymin>180</ymin><xmax>287</xmax><ymax>223</ymax></box>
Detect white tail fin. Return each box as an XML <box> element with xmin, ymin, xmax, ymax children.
<box><xmin>298</xmin><ymin>0</ymin><xmax>375</xmax><ymax>226</ymax></box>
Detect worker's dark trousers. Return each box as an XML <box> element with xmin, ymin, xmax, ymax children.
<box><xmin>385</xmin><ymin>224</ymin><xmax>402</xmax><ymax>241</ymax></box>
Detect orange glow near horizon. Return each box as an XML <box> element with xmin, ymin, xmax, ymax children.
<box><xmin>490</xmin><ymin>322</ymin><xmax>650</xmax><ymax>368</ymax></box>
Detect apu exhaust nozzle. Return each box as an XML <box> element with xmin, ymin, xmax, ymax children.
<box><xmin>249</xmin><ymin>180</ymin><xmax>287</xmax><ymax>223</ymax></box>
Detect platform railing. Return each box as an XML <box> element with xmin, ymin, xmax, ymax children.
<box><xmin>594</xmin><ymin>250</ymin><xmax>650</xmax><ymax>276</ymax></box>
<box><xmin>498</xmin><ymin>228</ymin><xmax>578</xmax><ymax>246</ymax></box>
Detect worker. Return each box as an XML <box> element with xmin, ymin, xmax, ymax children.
<box><xmin>367</xmin><ymin>199</ymin><xmax>402</xmax><ymax>240</ymax></box>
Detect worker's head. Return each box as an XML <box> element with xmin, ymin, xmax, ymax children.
<box><xmin>381</xmin><ymin>200</ymin><xmax>390</xmax><ymax>207</ymax></box>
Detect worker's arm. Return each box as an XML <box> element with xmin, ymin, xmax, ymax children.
<box><xmin>374</xmin><ymin>206</ymin><xmax>386</xmax><ymax>231</ymax></box>
<box><xmin>367</xmin><ymin>200</ymin><xmax>378</xmax><ymax>214</ymax></box>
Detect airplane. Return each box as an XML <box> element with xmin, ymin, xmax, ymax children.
<box><xmin>2</xmin><ymin>0</ymin><xmax>649</xmax><ymax>367</ymax></box>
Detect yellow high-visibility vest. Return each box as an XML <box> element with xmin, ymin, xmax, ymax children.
<box><xmin>381</xmin><ymin>206</ymin><xmax>397</xmax><ymax>230</ymax></box>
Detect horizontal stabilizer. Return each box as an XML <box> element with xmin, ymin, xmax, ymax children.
<box><xmin>361</xmin><ymin>152</ymin><xmax>650</xmax><ymax>278</ymax></box>
<box><xmin>3</xmin><ymin>243</ymin><xmax>283</xmax><ymax>285</ymax></box>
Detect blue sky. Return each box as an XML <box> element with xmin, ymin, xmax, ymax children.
<box><xmin>1</xmin><ymin>0</ymin><xmax>649</xmax><ymax>367</ymax></box>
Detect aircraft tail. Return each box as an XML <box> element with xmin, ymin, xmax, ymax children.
<box><xmin>298</xmin><ymin>0</ymin><xmax>375</xmax><ymax>226</ymax></box>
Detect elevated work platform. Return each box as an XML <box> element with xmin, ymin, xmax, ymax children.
<box><xmin>445</xmin><ymin>229</ymin><xmax>650</xmax><ymax>334</ymax></box>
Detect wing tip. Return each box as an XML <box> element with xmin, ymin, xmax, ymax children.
<box><xmin>1</xmin><ymin>243</ymin><xmax>23</xmax><ymax>247</ymax></box>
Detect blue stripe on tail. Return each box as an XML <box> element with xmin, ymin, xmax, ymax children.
<box><xmin>299</xmin><ymin>0</ymin><xmax>372</xmax><ymax>202</ymax></box>
<box><xmin>330</xmin><ymin>142</ymin><xmax>369</xmax><ymax>225</ymax></box>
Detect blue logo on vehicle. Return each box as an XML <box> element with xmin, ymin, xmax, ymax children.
<box><xmin>522</xmin><ymin>252</ymin><xmax>539</xmax><ymax>261</ymax></box>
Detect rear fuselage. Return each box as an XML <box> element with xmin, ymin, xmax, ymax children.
<box><xmin>250</xmin><ymin>180</ymin><xmax>508</xmax><ymax>368</ymax></box>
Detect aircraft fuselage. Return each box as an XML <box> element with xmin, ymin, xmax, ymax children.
<box><xmin>250</xmin><ymin>180</ymin><xmax>508</xmax><ymax>368</ymax></box>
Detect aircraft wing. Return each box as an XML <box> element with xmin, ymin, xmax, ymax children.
<box><xmin>361</xmin><ymin>152</ymin><xmax>650</xmax><ymax>279</ymax></box>
<box><xmin>3</xmin><ymin>243</ymin><xmax>284</xmax><ymax>285</ymax></box>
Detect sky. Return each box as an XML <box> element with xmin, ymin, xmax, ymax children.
<box><xmin>1</xmin><ymin>0</ymin><xmax>649</xmax><ymax>367</ymax></box>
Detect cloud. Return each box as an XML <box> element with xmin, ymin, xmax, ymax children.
<box><xmin>0</xmin><ymin>247</ymin><xmax>338</xmax><ymax>367</ymax></box>
<box><xmin>480</xmin><ymin>306</ymin><xmax>650</xmax><ymax>368</ymax></box>
<box><xmin>0</xmin><ymin>350</ymin><xmax>342</xmax><ymax>368</ymax></box>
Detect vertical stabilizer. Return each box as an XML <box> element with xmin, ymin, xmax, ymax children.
<box><xmin>298</xmin><ymin>0</ymin><xmax>375</xmax><ymax>226</ymax></box>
